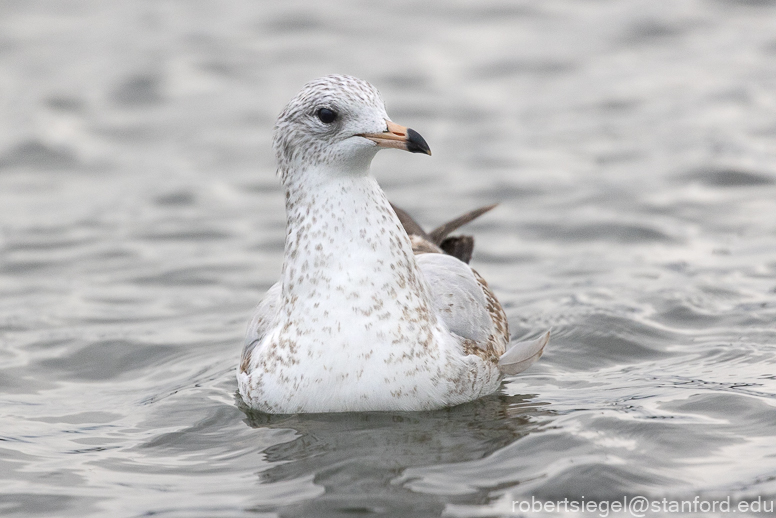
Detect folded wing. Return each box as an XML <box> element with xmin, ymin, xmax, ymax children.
<box><xmin>240</xmin><ymin>282</ymin><xmax>281</xmax><ymax>374</ymax></box>
<box><xmin>416</xmin><ymin>253</ymin><xmax>509</xmax><ymax>358</ymax></box>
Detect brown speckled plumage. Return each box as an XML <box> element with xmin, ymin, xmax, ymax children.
<box><xmin>237</xmin><ymin>75</ymin><xmax>544</xmax><ymax>414</ymax></box>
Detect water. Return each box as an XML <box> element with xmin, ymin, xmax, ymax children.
<box><xmin>2</xmin><ymin>0</ymin><xmax>776</xmax><ymax>516</ymax></box>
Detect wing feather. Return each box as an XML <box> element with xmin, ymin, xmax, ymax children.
<box><xmin>240</xmin><ymin>282</ymin><xmax>281</xmax><ymax>373</ymax></box>
<box><xmin>416</xmin><ymin>253</ymin><xmax>509</xmax><ymax>358</ymax></box>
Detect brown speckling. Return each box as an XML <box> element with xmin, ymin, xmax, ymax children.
<box><xmin>236</xmin><ymin>75</ymin><xmax>528</xmax><ymax>414</ymax></box>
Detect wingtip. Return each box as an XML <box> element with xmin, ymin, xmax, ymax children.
<box><xmin>428</xmin><ymin>203</ymin><xmax>500</xmax><ymax>244</ymax></box>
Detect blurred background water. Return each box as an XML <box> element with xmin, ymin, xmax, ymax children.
<box><xmin>1</xmin><ymin>0</ymin><xmax>776</xmax><ymax>516</ymax></box>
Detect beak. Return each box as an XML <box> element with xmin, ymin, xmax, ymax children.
<box><xmin>358</xmin><ymin>120</ymin><xmax>431</xmax><ymax>155</ymax></box>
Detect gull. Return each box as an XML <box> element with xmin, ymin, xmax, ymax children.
<box><xmin>238</xmin><ymin>75</ymin><xmax>549</xmax><ymax>413</ymax></box>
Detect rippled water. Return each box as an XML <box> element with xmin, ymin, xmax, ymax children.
<box><xmin>2</xmin><ymin>1</ymin><xmax>776</xmax><ymax>516</ymax></box>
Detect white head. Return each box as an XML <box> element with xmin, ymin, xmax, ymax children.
<box><xmin>273</xmin><ymin>75</ymin><xmax>430</xmax><ymax>183</ymax></box>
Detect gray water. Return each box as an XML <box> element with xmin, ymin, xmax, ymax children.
<box><xmin>2</xmin><ymin>1</ymin><xmax>776</xmax><ymax>517</ymax></box>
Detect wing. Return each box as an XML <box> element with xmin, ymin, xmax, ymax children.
<box><xmin>239</xmin><ymin>282</ymin><xmax>281</xmax><ymax>374</ymax></box>
<box><xmin>394</xmin><ymin>203</ymin><xmax>547</xmax><ymax>374</ymax></box>
<box><xmin>415</xmin><ymin>253</ymin><xmax>509</xmax><ymax>358</ymax></box>
<box><xmin>427</xmin><ymin>204</ymin><xmax>498</xmax><ymax>244</ymax></box>
<box><xmin>391</xmin><ymin>203</ymin><xmax>497</xmax><ymax>264</ymax></box>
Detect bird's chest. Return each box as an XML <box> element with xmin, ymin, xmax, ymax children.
<box><xmin>271</xmin><ymin>270</ymin><xmax>441</xmax><ymax>371</ymax></box>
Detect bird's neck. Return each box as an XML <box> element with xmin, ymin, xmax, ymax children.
<box><xmin>280</xmin><ymin>168</ymin><xmax>434</xmax><ymax>322</ymax></box>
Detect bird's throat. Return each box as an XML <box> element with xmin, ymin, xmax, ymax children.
<box><xmin>280</xmin><ymin>173</ymin><xmax>434</xmax><ymax>328</ymax></box>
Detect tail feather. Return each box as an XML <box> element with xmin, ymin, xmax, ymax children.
<box><xmin>498</xmin><ymin>331</ymin><xmax>550</xmax><ymax>375</ymax></box>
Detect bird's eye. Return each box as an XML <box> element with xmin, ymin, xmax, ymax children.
<box><xmin>316</xmin><ymin>108</ymin><xmax>337</xmax><ymax>124</ymax></box>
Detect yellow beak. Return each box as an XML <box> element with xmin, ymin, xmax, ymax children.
<box><xmin>358</xmin><ymin>120</ymin><xmax>431</xmax><ymax>155</ymax></box>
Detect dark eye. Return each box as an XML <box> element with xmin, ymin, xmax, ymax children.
<box><xmin>316</xmin><ymin>107</ymin><xmax>337</xmax><ymax>124</ymax></box>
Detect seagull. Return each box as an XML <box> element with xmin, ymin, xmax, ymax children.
<box><xmin>238</xmin><ymin>75</ymin><xmax>548</xmax><ymax>413</ymax></box>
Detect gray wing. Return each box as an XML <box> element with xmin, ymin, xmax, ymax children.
<box><xmin>416</xmin><ymin>253</ymin><xmax>509</xmax><ymax>357</ymax></box>
<box><xmin>395</xmin><ymin>202</ymin><xmax>548</xmax><ymax>372</ymax></box>
<box><xmin>239</xmin><ymin>282</ymin><xmax>281</xmax><ymax>374</ymax></box>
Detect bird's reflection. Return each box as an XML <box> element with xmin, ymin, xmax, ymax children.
<box><xmin>238</xmin><ymin>392</ymin><xmax>554</xmax><ymax>517</ymax></box>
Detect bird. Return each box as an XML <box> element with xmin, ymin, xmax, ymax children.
<box><xmin>237</xmin><ymin>74</ymin><xmax>548</xmax><ymax>414</ymax></box>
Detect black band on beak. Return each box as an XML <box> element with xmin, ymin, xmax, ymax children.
<box><xmin>406</xmin><ymin>128</ymin><xmax>431</xmax><ymax>155</ymax></box>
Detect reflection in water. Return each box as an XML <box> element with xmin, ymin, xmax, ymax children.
<box><xmin>241</xmin><ymin>394</ymin><xmax>552</xmax><ymax>516</ymax></box>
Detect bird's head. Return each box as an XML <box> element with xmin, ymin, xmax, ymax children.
<box><xmin>273</xmin><ymin>74</ymin><xmax>430</xmax><ymax>182</ymax></box>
